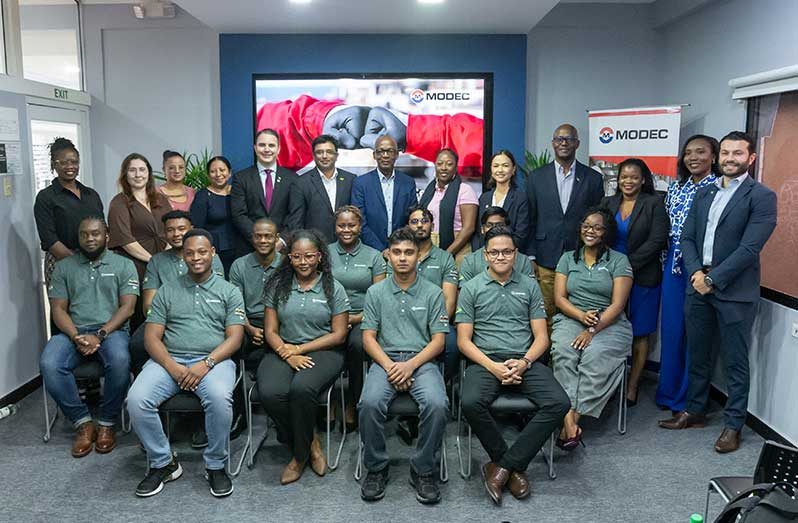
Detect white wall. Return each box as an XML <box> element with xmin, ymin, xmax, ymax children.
<box><xmin>81</xmin><ymin>4</ymin><xmax>220</xmax><ymax>203</ymax></box>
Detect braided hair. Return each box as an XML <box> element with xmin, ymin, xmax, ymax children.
<box><xmin>573</xmin><ymin>206</ymin><xmax>617</xmax><ymax>264</ymax></box>
<box><xmin>267</xmin><ymin>229</ymin><xmax>334</xmax><ymax>306</ymax></box>
<box><xmin>49</xmin><ymin>137</ymin><xmax>79</xmax><ymax>171</ymax></box>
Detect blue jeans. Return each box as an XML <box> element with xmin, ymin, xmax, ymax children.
<box><xmin>358</xmin><ymin>353</ymin><xmax>448</xmax><ymax>475</ymax></box>
<box><xmin>40</xmin><ymin>327</ymin><xmax>130</xmax><ymax>428</ymax></box>
<box><xmin>127</xmin><ymin>356</ymin><xmax>235</xmax><ymax>470</ymax></box>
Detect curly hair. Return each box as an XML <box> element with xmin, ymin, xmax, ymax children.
<box><xmin>49</xmin><ymin>137</ymin><xmax>79</xmax><ymax>171</ymax></box>
<box><xmin>573</xmin><ymin>206</ymin><xmax>617</xmax><ymax>264</ymax></box>
<box><xmin>266</xmin><ymin>229</ymin><xmax>334</xmax><ymax>307</ymax></box>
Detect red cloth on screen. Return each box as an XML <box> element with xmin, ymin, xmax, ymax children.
<box><xmin>256</xmin><ymin>95</ymin><xmax>343</xmax><ymax>170</ymax></box>
<box><xmin>406</xmin><ymin>113</ymin><xmax>484</xmax><ymax>178</ymax></box>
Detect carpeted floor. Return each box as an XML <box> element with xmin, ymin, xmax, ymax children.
<box><xmin>0</xmin><ymin>381</ymin><xmax>762</xmax><ymax>523</ymax></box>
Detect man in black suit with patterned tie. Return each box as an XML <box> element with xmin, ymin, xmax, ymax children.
<box><xmin>230</xmin><ymin>128</ymin><xmax>297</xmax><ymax>249</ymax></box>
<box><xmin>285</xmin><ymin>134</ymin><xmax>356</xmax><ymax>244</ymax></box>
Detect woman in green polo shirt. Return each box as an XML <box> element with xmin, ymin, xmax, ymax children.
<box><xmin>258</xmin><ymin>229</ymin><xmax>350</xmax><ymax>485</ymax></box>
<box><xmin>550</xmin><ymin>207</ymin><xmax>633</xmax><ymax>451</ymax></box>
<box><xmin>329</xmin><ymin>206</ymin><xmax>386</xmax><ymax>432</ymax></box>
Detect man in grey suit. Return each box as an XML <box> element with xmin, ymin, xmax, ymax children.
<box><xmin>525</xmin><ymin>124</ymin><xmax>605</xmax><ymax>323</ymax></box>
<box><xmin>286</xmin><ymin>134</ymin><xmax>356</xmax><ymax>244</ymax></box>
<box><xmin>659</xmin><ymin>131</ymin><xmax>777</xmax><ymax>453</ymax></box>
<box><xmin>230</xmin><ymin>128</ymin><xmax>297</xmax><ymax>247</ymax></box>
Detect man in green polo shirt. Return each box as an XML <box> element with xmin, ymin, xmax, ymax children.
<box><xmin>130</xmin><ymin>210</ymin><xmax>224</xmax><ymax>373</ymax></box>
<box><xmin>229</xmin><ymin>218</ymin><xmax>281</xmax><ymax>355</ymax></box>
<box><xmin>359</xmin><ymin>227</ymin><xmax>450</xmax><ymax>505</ymax></box>
<box><xmin>40</xmin><ymin>215</ymin><xmax>139</xmax><ymax>458</ymax></box>
<box><xmin>127</xmin><ymin>229</ymin><xmax>245</xmax><ymax>499</ymax></box>
<box><xmin>457</xmin><ymin>226</ymin><xmax>570</xmax><ymax>506</ymax></box>
<box><xmin>459</xmin><ymin>206</ymin><xmax>533</xmax><ymax>285</ymax></box>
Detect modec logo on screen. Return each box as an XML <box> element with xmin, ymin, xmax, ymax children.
<box><xmin>598</xmin><ymin>127</ymin><xmax>669</xmax><ymax>144</ymax></box>
<box><xmin>409</xmin><ymin>89</ymin><xmax>472</xmax><ymax>104</ymax></box>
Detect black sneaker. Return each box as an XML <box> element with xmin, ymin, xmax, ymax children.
<box><xmin>409</xmin><ymin>468</ymin><xmax>441</xmax><ymax>505</ymax></box>
<box><xmin>361</xmin><ymin>466</ymin><xmax>389</xmax><ymax>502</ymax></box>
<box><xmin>135</xmin><ymin>458</ymin><xmax>183</xmax><ymax>497</ymax></box>
<box><xmin>191</xmin><ymin>429</ymin><xmax>208</xmax><ymax>449</ymax></box>
<box><xmin>205</xmin><ymin>468</ymin><xmax>234</xmax><ymax>497</ymax></box>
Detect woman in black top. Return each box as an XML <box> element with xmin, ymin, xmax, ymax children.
<box><xmin>34</xmin><ymin>137</ymin><xmax>104</xmax><ymax>285</ymax></box>
<box><xmin>190</xmin><ymin>156</ymin><xmax>243</xmax><ymax>276</ymax></box>
<box><xmin>473</xmin><ymin>150</ymin><xmax>529</xmax><ymax>251</ymax></box>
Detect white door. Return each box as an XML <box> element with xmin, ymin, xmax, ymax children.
<box><xmin>26</xmin><ymin>100</ymin><xmax>91</xmax><ymax>338</ymax></box>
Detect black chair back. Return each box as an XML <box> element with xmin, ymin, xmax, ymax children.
<box><xmin>754</xmin><ymin>440</ymin><xmax>798</xmax><ymax>486</ymax></box>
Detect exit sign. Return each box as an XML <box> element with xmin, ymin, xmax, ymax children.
<box><xmin>54</xmin><ymin>88</ymin><xmax>69</xmax><ymax>100</ymax></box>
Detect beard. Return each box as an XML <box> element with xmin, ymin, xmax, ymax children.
<box><xmin>80</xmin><ymin>244</ymin><xmax>106</xmax><ymax>261</ymax></box>
<box><xmin>721</xmin><ymin>161</ymin><xmax>749</xmax><ymax>177</ymax></box>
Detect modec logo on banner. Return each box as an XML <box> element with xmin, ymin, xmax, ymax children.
<box><xmin>599</xmin><ymin>126</ymin><xmax>669</xmax><ymax>144</ymax></box>
<box><xmin>409</xmin><ymin>89</ymin><xmax>472</xmax><ymax>104</ymax></box>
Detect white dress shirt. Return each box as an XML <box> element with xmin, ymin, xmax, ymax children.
<box><xmin>380</xmin><ymin>170</ymin><xmax>396</xmax><ymax>233</ymax></box>
<box><xmin>555</xmin><ymin>160</ymin><xmax>576</xmax><ymax>214</ymax></box>
<box><xmin>702</xmin><ymin>174</ymin><xmax>748</xmax><ymax>266</ymax></box>
<box><xmin>318</xmin><ymin>168</ymin><xmax>338</xmax><ymax>210</ymax></box>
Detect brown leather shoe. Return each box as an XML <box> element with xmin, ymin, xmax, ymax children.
<box><xmin>714</xmin><ymin>428</ymin><xmax>741</xmax><ymax>453</ymax></box>
<box><xmin>71</xmin><ymin>421</ymin><xmax>96</xmax><ymax>458</ymax></box>
<box><xmin>309</xmin><ymin>435</ymin><xmax>327</xmax><ymax>476</ymax></box>
<box><xmin>481</xmin><ymin>462</ymin><xmax>510</xmax><ymax>505</ymax></box>
<box><xmin>280</xmin><ymin>458</ymin><xmax>305</xmax><ymax>485</ymax></box>
<box><xmin>658</xmin><ymin>411</ymin><xmax>706</xmax><ymax>430</ymax></box>
<box><xmin>95</xmin><ymin>426</ymin><xmax>116</xmax><ymax>454</ymax></box>
<box><xmin>507</xmin><ymin>471</ymin><xmax>531</xmax><ymax>500</ymax></box>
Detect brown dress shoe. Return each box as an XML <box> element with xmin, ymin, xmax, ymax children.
<box><xmin>481</xmin><ymin>462</ymin><xmax>510</xmax><ymax>505</ymax></box>
<box><xmin>280</xmin><ymin>458</ymin><xmax>305</xmax><ymax>485</ymax></box>
<box><xmin>714</xmin><ymin>428</ymin><xmax>741</xmax><ymax>453</ymax></box>
<box><xmin>95</xmin><ymin>426</ymin><xmax>117</xmax><ymax>454</ymax></box>
<box><xmin>658</xmin><ymin>411</ymin><xmax>706</xmax><ymax>430</ymax></box>
<box><xmin>71</xmin><ymin>421</ymin><xmax>96</xmax><ymax>458</ymax></box>
<box><xmin>508</xmin><ymin>471</ymin><xmax>531</xmax><ymax>500</ymax></box>
<box><xmin>309</xmin><ymin>435</ymin><xmax>327</xmax><ymax>476</ymax></box>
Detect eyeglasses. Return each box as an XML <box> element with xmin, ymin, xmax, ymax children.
<box><xmin>54</xmin><ymin>159</ymin><xmax>79</xmax><ymax>167</ymax></box>
<box><xmin>288</xmin><ymin>252</ymin><xmax>320</xmax><ymax>262</ymax></box>
<box><xmin>409</xmin><ymin>218</ymin><xmax>431</xmax><ymax>225</ymax></box>
<box><xmin>483</xmin><ymin>221</ymin><xmax>506</xmax><ymax>230</ymax></box>
<box><xmin>580</xmin><ymin>223</ymin><xmax>606</xmax><ymax>232</ymax></box>
<box><xmin>376</xmin><ymin>148</ymin><xmax>397</xmax><ymax>156</ymax></box>
<box><xmin>552</xmin><ymin>136</ymin><xmax>578</xmax><ymax>145</ymax></box>
<box><xmin>486</xmin><ymin>248</ymin><xmax>516</xmax><ymax>259</ymax></box>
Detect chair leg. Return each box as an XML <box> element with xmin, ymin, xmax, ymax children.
<box><xmin>440</xmin><ymin>437</ymin><xmax>449</xmax><ymax>483</ymax></box>
<box><xmin>325</xmin><ymin>386</ymin><xmax>332</xmax><ymax>472</ymax></box>
<box><xmin>618</xmin><ymin>365</ymin><xmax>627</xmax><ymax>435</ymax></box>
<box><xmin>704</xmin><ymin>482</ymin><xmax>715</xmax><ymax>522</ymax></box>
<box><xmin>43</xmin><ymin>383</ymin><xmax>58</xmax><ymax>443</ymax></box>
<box><xmin>540</xmin><ymin>431</ymin><xmax>557</xmax><ymax>480</ymax></box>
<box><xmin>354</xmin><ymin>437</ymin><xmax>363</xmax><ymax>481</ymax></box>
<box><xmin>328</xmin><ymin>376</ymin><xmax>347</xmax><ymax>471</ymax></box>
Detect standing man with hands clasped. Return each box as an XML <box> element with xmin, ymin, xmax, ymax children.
<box><xmin>659</xmin><ymin>131</ymin><xmax>777</xmax><ymax>454</ymax></box>
<box><xmin>127</xmin><ymin>229</ymin><xmax>246</xmax><ymax>498</ymax></box>
<box><xmin>457</xmin><ymin>226</ymin><xmax>570</xmax><ymax>505</ymax></box>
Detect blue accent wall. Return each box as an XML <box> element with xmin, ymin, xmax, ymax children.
<box><xmin>219</xmin><ymin>33</ymin><xmax>526</xmax><ymax>173</ymax></box>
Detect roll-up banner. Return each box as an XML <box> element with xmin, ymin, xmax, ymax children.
<box><xmin>588</xmin><ymin>106</ymin><xmax>683</xmax><ymax>194</ymax></box>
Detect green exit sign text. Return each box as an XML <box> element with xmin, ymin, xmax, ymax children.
<box><xmin>54</xmin><ymin>88</ymin><xmax>69</xmax><ymax>100</ymax></box>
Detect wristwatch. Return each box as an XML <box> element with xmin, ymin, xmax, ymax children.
<box><xmin>588</xmin><ymin>326</ymin><xmax>596</xmax><ymax>334</ymax></box>
<box><xmin>522</xmin><ymin>357</ymin><xmax>533</xmax><ymax>368</ymax></box>
<box><xmin>95</xmin><ymin>328</ymin><xmax>108</xmax><ymax>342</ymax></box>
<box><xmin>203</xmin><ymin>356</ymin><xmax>216</xmax><ymax>370</ymax></box>
<box><xmin>704</xmin><ymin>274</ymin><xmax>714</xmax><ymax>288</ymax></box>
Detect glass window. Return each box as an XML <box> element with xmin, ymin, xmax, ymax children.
<box><xmin>19</xmin><ymin>0</ymin><xmax>82</xmax><ymax>90</ymax></box>
<box><xmin>0</xmin><ymin>4</ymin><xmax>6</xmax><ymax>74</ymax></box>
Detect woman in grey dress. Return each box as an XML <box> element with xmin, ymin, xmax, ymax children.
<box><xmin>551</xmin><ymin>207</ymin><xmax>633</xmax><ymax>450</ymax></box>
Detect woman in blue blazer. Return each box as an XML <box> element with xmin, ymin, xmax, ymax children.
<box><xmin>473</xmin><ymin>150</ymin><xmax>529</xmax><ymax>252</ymax></box>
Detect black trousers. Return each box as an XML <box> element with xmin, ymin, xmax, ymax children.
<box><xmin>345</xmin><ymin>326</ymin><xmax>365</xmax><ymax>405</ymax></box>
<box><xmin>685</xmin><ymin>293</ymin><xmax>756</xmax><ymax>431</ymax></box>
<box><xmin>257</xmin><ymin>350</ymin><xmax>344</xmax><ymax>462</ymax></box>
<box><xmin>461</xmin><ymin>357</ymin><xmax>570</xmax><ymax>471</ymax></box>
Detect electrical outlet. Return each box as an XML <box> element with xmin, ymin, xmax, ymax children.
<box><xmin>792</xmin><ymin>323</ymin><xmax>798</xmax><ymax>338</ymax></box>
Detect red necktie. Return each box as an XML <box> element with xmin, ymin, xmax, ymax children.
<box><xmin>264</xmin><ymin>169</ymin><xmax>273</xmax><ymax>212</ymax></box>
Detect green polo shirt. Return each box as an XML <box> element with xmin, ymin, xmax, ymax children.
<box><xmin>229</xmin><ymin>252</ymin><xmax>282</xmax><ymax>325</ymax></box>
<box><xmin>264</xmin><ymin>276</ymin><xmax>350</xmax><ymax>345</ymax></box>
<box><xmin>329</xmin><ymin>240</ymin><xmax>386</xmax><ymax>313</ymax></box>
<box><xmin>48</xmin><ymin>250</ymin><xmax>139</xmax><ymax>329</ymax></box>
<box><xmin>146</xmin><ymin>272</ymin><xmax>246</xmax><ymax>357</ymax></box>
<box><xmin>456</xmin><ymin>269</ymin><xmax>546</xmax><ymax>356</ymax></box>
<box><xmin>362</xmin><ymin>275</ymin><xmax>449</xmax><ymax>353</ymax></box>
<box><xmin>458</xmin><ymin>247</ymin><xmax>534</xmax><ymax>287</ymax></box>
<box><xmin>387</xmin><ymin>245</ymin><xmax>458</xmax><ymax>288</ymax></box>
<box><xmin>142</xmin><ymin>250</ymin><xmax>224</xmax><ymax>290</ymax></box>
<box><xmin>555</xmin><ymin>248</ymin><xmax>633</xmax><ymax>311</ymax></box>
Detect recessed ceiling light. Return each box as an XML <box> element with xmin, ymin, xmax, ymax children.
<box><xmin>289</xmin><ymin>0</ymin><xmax>312</xmax><ymax>3</ymax></box>
<box><xmin>418</xmin><ymin>0</ymin><xmax>445</xmax><ymax>4</ymax></box>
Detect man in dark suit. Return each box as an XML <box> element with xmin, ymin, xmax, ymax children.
<box><xmin>230</xmin><ymin>128</ymin><xmax>297</xmax><ymax>247</ymax></box>
<box><xmin>525</xmin><ymin>124</ymin><xmax>605</xmax><ymax>322</ymax></box>
<box><xmin>285</xmin><ymin>134</ymin><xmax>356</xmax><ymax>244</ymax></box>
<box><xmin>659</xmin><ymin>131</ymin><xmax>777</xmax><ymax>454</ymax></box>
<box><xmin>351</xmin><ymin>135</ymin><xmax>418</xmax><ymax>252</ymax></box>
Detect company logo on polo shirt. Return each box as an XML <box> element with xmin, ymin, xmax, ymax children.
<box><xmin>234</xmin><ymin>308</ymin><xmax>246</xmax><ymax>319</ymax></box>
<box><xmin>410</xmin><ymin>306</ymin><xmax>427</xmax><ymax>311</ymax></box>
<box><xmin>599</xmin><ymin>127</ymin><xmax>614</xmax><ymax>144</ymax></box>
<box><xmin>353</xmin><ymin>264</ymin><xmax>368</xmax><ymax>268</ymax></box>
<box><xmin>312</xmin><ymin>298</ymin><xmax>327</xmax><ymax>304</ymax></box>
<box><xmin>510</xmin><ymin>291</ymin><xmax>526</xmax><ymax>297</ymax></box>
<box><xmin>127</xmin><ymin>278</ymin><xmax>139</xmax><ymax>287</ymax></box>
<box><xmin>101</xmin><ymin>272</ymin><xmax>115</xmax><ymax>277</ymax></box>
<box><xmin>438</xmin><ymin>314</ymin><xmax>449</xmax><ymax>325</ymax></box>
<box><xmin>427</xmin><ymin>265</ymin><xmax>440</xmax><ymax>270</ymax></box>
<box><xmin>597</xmin><ymin>266</ymin><xmax>609</xmax><ymax>272</ymax></box>
<box><xmin>205</xmin><ymin>298</ymin><xmax>222</xmax><ymax>303</ymax></box>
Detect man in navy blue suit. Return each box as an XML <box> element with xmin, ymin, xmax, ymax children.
<box><xmin>659</xmin><ymin>131</ymin><xmax>777</xmax><ymax>454</ymax></box>
<box><xmin>352</xmin><ymin>135</ymin><xmax>419</xmax><ymax>252</ymax></box>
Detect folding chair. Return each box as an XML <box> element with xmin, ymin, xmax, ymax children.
<box><xmin>236</xmin><ymin>357</ymin><xmax>347</xmax><ymax>473</ymax></box>
<box><xmin>704</xmin><ymin>440</ymin><xmax>798</xmax><ymax>520</ymax></box>
<box><xmin>42</xmin><ymin>360</ymin><xmax>131</xmax><ymax>441</ymax></box>
<box><xmin>454</xmin><ymin>360</ymin><xmax>557</xmax><ymax>480</ymax></box>
<box><xmin>353</xmin><ymin>361</ymin><xmax>449</xmax><ymax>483</ymax></box>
